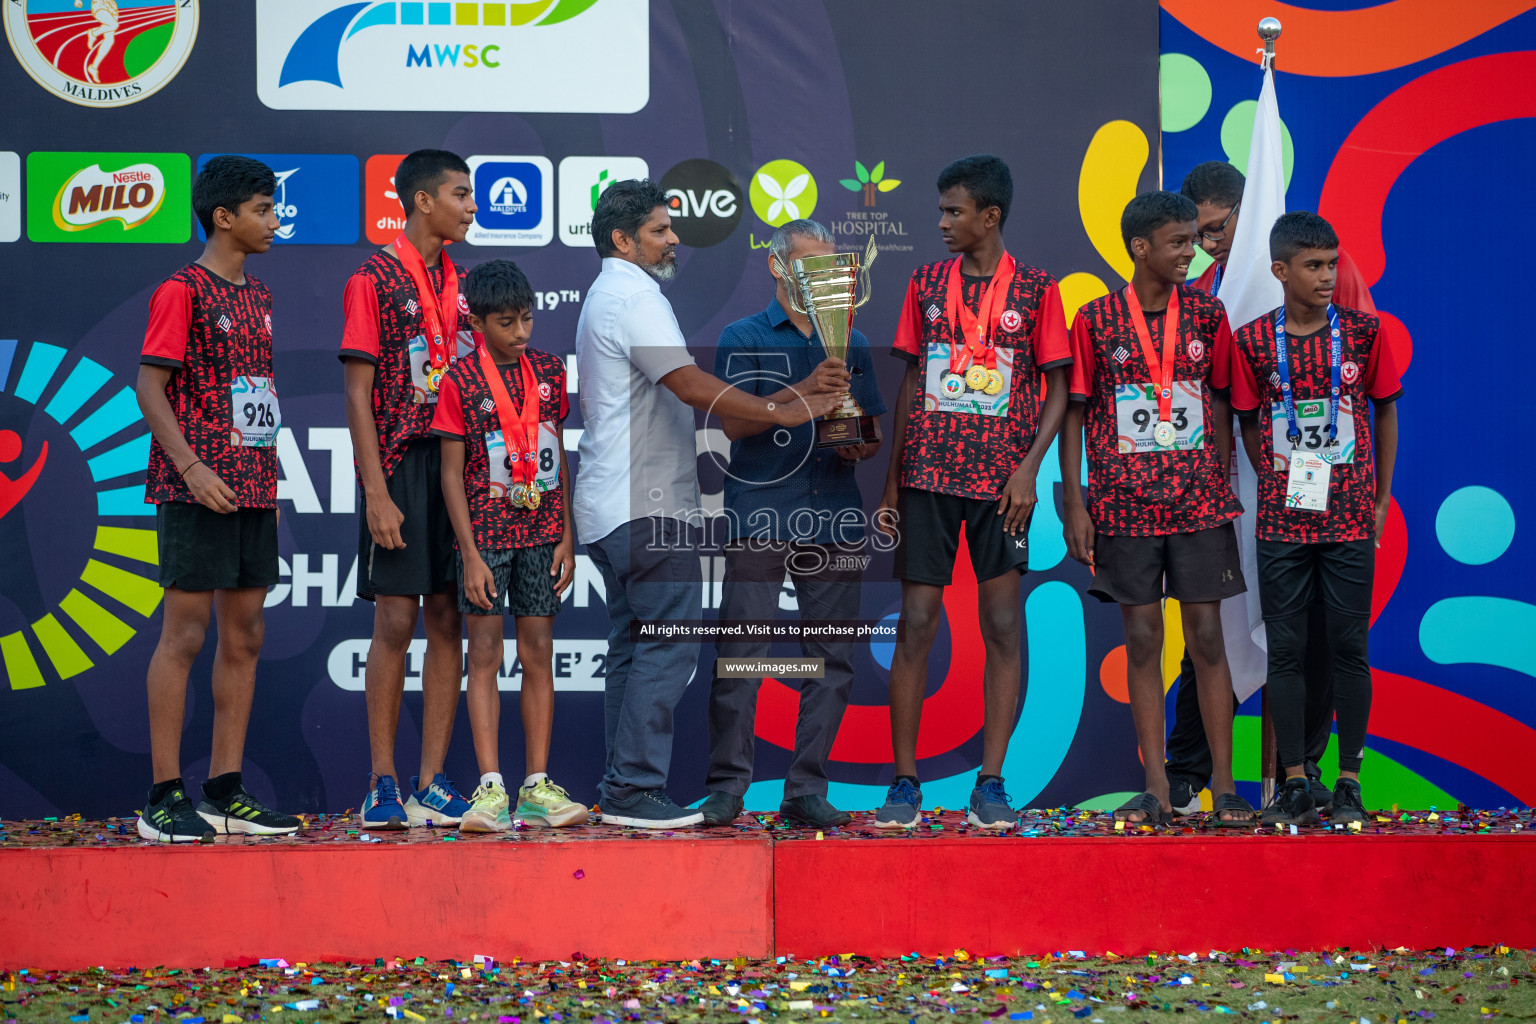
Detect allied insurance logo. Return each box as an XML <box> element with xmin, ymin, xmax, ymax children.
<box><xmin>4</xmin><ymin>0</ymin><xmax>199</xmax><ymax>108</ymax></box>
<box><xmin>466</xmin><ymin>155</ymin><xmax>553</xmax><ymax>246</ymax></box>
<box><xmin>0</xmin><ymin>338</ymin><xmax>164</xmax><ymax>692</ymax></box>
<box><xmin>255</xmin><ymin>0</ymin><xmax>648</xmax><ymax>113</ymax></box>
<box><xmin>26</xmin><ymin>152</ymin><xmax>191</xmax><ymax>243</ymax></box>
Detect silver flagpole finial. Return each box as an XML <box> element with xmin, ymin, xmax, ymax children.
<box><xmin>1258</xmin><ymin>18</ymin><xmax>1282</xmax><ymax>70</ymax></box>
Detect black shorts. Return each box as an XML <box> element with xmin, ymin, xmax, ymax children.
<box><xmin>1088</xmin><ymin>521</ymin><xmax>1246</xmax><ymax>606</ymax></box>
<box><xmin>1257</xmin><ymin>538</ymin><xmax>1373</xmax><ymax>622</ymax></box>
<box><xmin>457</xmin><ymin>544</ymin><xmax>561</xmax><ymax>617</ymax></box>
<box><xmin>357</xmin><ymin>439</ymin><xmax>456</xmax><ymax>601</ymax></box>
<box><xmin>156</xmin><ymin>501</ymin><xmax>278</xmax><ymax>591</ymax></box>
<box><xmin>893</xmin><ymin>487</ymin><xmax>1030</xmax><ymax>586</ymax></box>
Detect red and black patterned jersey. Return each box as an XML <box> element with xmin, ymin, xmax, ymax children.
<box><xmin>141</xmin><ymin>264</ymin><xmax>277</xmax><ymax>508</ymax></box>
<box><xmin>339</xmin><ymin>250</ymin><xmax>476</xmax><ymax>480</ymax></box>
<box><xmin>1068</xmin><ymin>284</ymin><xmax>1241</xmax><ymax>536</ymax></box>
<box><xmin>890</xmin><ymin>256</ymin><xmax>1072</xmax><ymax>500</ymax></box>
<box><xmin>430</xmin><ymin>347</ymin><xmax>569</xmax><ymax>552</ymax></box>
<box><xmin>1230</xmin><ymin>306</ymin><xmax>1403</xmax><ymax>543</ymax></box>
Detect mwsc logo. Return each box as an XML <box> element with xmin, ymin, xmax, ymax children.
<box><xmin>256</xmin><ymin>0</ymin><xmax>648</xmax><ymax>113</ymax></box>
<box><xmin>3</xmin><ymin>0</ymin><xmax>199</xmax><ymax>108</ymax></box>
<box><xmin>0</xmin><ymin>339</ymin><xmax>163</xmax><ymax>692</ymax></box>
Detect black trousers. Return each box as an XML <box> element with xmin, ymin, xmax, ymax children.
<box><xmin>1164</xmin><ymin>601</ymin><xmax>1335</xmax><ymax>787</ymax></box>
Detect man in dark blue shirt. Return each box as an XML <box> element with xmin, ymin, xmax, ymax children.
<box><xmin>700</xmin><ymin>219</ymin><xmax>887</xmax><ymax>829</ymax></box>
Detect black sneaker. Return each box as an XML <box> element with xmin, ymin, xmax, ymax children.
<box><xmin>197</xmin><ymin>785</ymin><xmax>301</xmax><ymax>836</ymax></box>
<box><xmin>1304</xmin><ymin>760</ymin><xmax>1334</xmax><ymax>815</ymax></box>
<box><xmin>1331</xmin><ymin>777</ymin><xmax>1368</xmax><ymax>825</ymax></box>
<box><xmin>780</xmin><ymin>794</ymin><xmax>852</xmax><ymax>829</ymax></box>
<box><xmin>1167</xmin><ymin>776</ymin><xmax>1202</xmax><ymax>817</ymax></box>
<box><xmin>600</xmin><ymin>789</ymin><xmax>704</xmax><ymax>829</ymax></box>
<box><xmin>1259</xmin><ymin>776</ymin><xmax>1320</xmax><ymax>826</ymax></box>
<box><xmin>137</xmin><ymin>785</ymin><xmax>216</xmax><ymax>843</ymax></box>
<box><xmin>699</xmin><ymin>790</ymin><xmax>744</xmax><ymax>826</ymax></box>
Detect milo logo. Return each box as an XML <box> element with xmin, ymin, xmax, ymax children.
<box><xmin>26</xmin><ymin>152</ymin><xmax>189</xmax><ymax>243</ymax></box>
<box><xmin>1299</xmin><ymin>400</ymin><xmax>1324</xmax><ymax>418</ymax></box>
<box><xmin>54</xmin><ymin>163</ymin><xmax>165</xmax><ymax>230</ymax></box>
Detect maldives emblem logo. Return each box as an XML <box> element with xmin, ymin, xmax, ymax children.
<box><xmin>4</xmin><ymin>0</ymin><xmax>199</xmax><ymax>109</ymax></box>
<box><xmin>1342</xmin><ymin>360</ymin><xmax>1360</xmax><ymax>383</ymax></box>
<box><xmin>998</xmin><ymin>309</ymin><xmax>1022</xmax><ymax>334</ymax></box>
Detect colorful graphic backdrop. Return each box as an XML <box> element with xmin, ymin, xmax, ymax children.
<box><xmin>0</xmin><ymin>1</ymin><xmax>1531</xmax><ymax>817</ymax></box>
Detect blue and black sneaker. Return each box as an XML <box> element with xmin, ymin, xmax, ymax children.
<box><xmin>405</xmin><ymin>772</ymin><xmax>471</xmax><ymax>826</ymax></box>
<box><xmin>873</xmin><ymin>777</ymin><xmax>922</xmax><ymax>829</ymax></box>
<box><xmin>359</xmin><ymin>773</ymin><xmax>408</xmax><ymax>831</ymax></box>
<box><xmin>967</xmin><ymin>776</ymin><xmax>1016</xmax><ymax>830</ymax></box>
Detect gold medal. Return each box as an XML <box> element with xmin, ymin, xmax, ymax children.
<box><xmin>425</xmin><ymin>364</ymin><xmax>445</xmax><ymax>393</ymax></box>
<box><xmin>964</xmin><ymin>365</ymin><xmax>990</xmax><ymax>391</ymax></box>
<box><xmin>525</xmin><ymin>485</ymin><xmax>542</xmax><ymax>510</ymax></box>
<box><xmin>983</xmin><ymin>368</ymin><xmax>1004</xmax><ymax>396</ymax></box>
<box><xmin>510</xmin><ymin>483</ymin><xmax>528</xmax><ymax>508</ymax></box>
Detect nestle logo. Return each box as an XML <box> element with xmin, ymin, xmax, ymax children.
<box><xmin>113</xmin><ymin>170</ymin><xmax>153</xmax><ymax>184</ymax></box>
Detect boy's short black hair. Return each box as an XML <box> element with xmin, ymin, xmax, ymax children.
<box><xmin>1270</xmin><ymin>210</ymin><xmax>1340</xmax><ymax>263</ymax></box>
<box><xmin>1180</xmin><ymin>161</ymin><xmax>1245</xmax><ymax>208</ymax></box>
<box><xmin>591</xmin><ymin>178</ymin><xmax>670</xmax><ymax>258</ymax></box>
<box><xmin>936</xmin><ymin>154</ymin><xmax>1013</xmax><ymax>228</ymax></box>
<box><xmin>395</xmin><ymin>149</ymin><xmax>470</xmax><ymax>216</ymax></box>
<box><xmin>463</xmin><ymin>259</ymin><xmax>534</xmax><ymax>319</ymax></box>
<box><xmin>192</xmin><ymin>155</ymin><xmax>276</xmax><ymax>235</ymax></box>
<box><xmin>1121</xmin><ymin>190</ymin><xmax>1199</xmax><ymax>258</ymax></box>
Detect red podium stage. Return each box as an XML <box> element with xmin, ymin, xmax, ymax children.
<box><xmin>3</xmin><ymin>811</ymin><xmax>1533</xmax><ymax>968</ymax></box>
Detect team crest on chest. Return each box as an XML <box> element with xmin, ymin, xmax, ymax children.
<box><xmin>263</xmin><ymin>314</ymin><xmax>273</xmax><ymax>334</ymax></box>
<box><xmin>480</xmin><ymin>398</ymin><xmax>496</xmax><ymax>413</ymax></box>
<box><xmin>216</xmin><ymin>314</ymin><xmax>233</xmax><ymax>333</ymax></box>
<box><xmin>925</xmin><ymin>304</ymin><xmax>942</xmax><ymax>324</ymax></box>
<box><xmin>1187</xmin><ymin>338</ymin><xmax>1205</xmax><ymax>361</ymax></box>
<box><xmin>405</xmin><ymin>299</ymin><xmax>419</xmax><ymax>315</ymax></box>
<box><xmin>1112</xmin><ymin>346</ymin><xmax>1130</xmax><ymax>365</ymax></box>
<box><xmin>538</xmin><ymin>381</ymin><xmax>553</xmax><ymax>400</ymax></box>
<box><xmin>458</xmin><ymin>293</ymin><xmax>470</xmax><ymax>315</ymax></box>
<box><xmin>999</xmin><ymin>309</ymin><xmax>1022</xmax><ymax>333</ymax></box>
<box><xmin>1269</xmin><ymin>371</ymin><xmax>1282</xmax><ymax>389</ymax></box>
<box><xmin>1342</xmin><ymin>360</ymin><xmax>1360</xmax><ymax>384</ymax></box>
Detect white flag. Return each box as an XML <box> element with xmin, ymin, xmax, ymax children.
<box><xmin>1215</xmin><ymin>63</ymin><xmax>1288</xmax><ymax>702</ymax></box>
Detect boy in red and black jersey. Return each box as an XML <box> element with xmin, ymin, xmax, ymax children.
<box><xmin>340</xmin><ymin>150</ymin><xmax>479</xmax><ymax>829</ymax></box>
<box><xmin>873</xmin><ymin>155</ymin><xmax>1072</xmax><ymax>830</ymax></box>
<box><xmin>1060</xmin><ymin>190</ymin><xmax>1254</xmax><ymax>827</ymax></box>
<box><xmin>1231</xmin><ymin>212</ymin><xmax>1401</xmax><ymax>826</ymax></box>
<box><xmin>133</xmin><ymin>155</ymin><xmax>299</xmax><ymax>842</ymax></box>
<box><xmin>430</xmin><ymin>260</ymin><xmax>585</xmax><ymax>831</ymax></box>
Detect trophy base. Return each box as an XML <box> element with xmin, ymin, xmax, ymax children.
<box><xmin>816</xmin><ymin>415</ymin><xmax>880</xmax><ymax>449</ymax></box>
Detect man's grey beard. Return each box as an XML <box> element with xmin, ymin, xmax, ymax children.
<box><xmin>641</xmin><ymin>247</ymin><xmax>678</xmax><ymax>282</ymax></box>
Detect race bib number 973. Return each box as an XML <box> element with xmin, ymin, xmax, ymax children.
<box><xmin>1115</xmin><ymin>380</ymin><xmax>1204</xmax><ymax>453</ymax></box>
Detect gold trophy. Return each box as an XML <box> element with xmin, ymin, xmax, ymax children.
<box><xmin>773</xmin><ymin>235</ymin><xmax>882</xmax><ymax>448</ymax></box>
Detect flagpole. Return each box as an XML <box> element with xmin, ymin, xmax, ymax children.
<box><xmin>1255</xmin><ymin>15</ymin><xmax>1283</xmax><ymax>812</ymax></box>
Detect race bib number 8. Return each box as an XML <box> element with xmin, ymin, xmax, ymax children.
<box><xmin>1115</xmin><ymin>380</ymin><xmax>1204</xmax><ymax>453</ymax></box>
<box><xmin>408</xmin><ymin>329</ymin><xmax>477</xmax><ymax>405</ymax></box>
<box><xmin>486</xmin><ymin>420</ymin><xmax>561</xmax><ymax>497</ymax></box>
<box><xmin>1270</xmin><ymin>397</ymin><xmax>1357</xmax><ymax>470</ymax></box>
<box><xmin>230</xmin><ymin>376</ymin><xmax>281</xmax><ymax>448</ymax></box>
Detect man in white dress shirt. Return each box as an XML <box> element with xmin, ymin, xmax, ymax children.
<box><xmin>575</xmin><ymin>179</ymin><xmax>847</xmax><ymax>828</ymax></box>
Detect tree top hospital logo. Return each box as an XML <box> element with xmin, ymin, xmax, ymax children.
<box><xmin>255</xmin><ymin>0</ymin><xmax>648</xmax><ymax>113</ymax></box>
<box><xmin>0</xmin><ymin>338</ymin><xmax>163</xmax><ymax>693</ymax></box>
<box><xmin>4</xmin><ymin>0</ymin><xmax>199</xmax><ymax>108</ymax></box>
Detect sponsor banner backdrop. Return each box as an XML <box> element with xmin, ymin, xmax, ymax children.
<box><xmin>5</xmin><ymin>0</ymin><xmax>1192</xmax><ymax>819</ymax></box>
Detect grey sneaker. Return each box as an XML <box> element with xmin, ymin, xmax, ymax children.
<box><xmin>600</xmin><ymin>789</ymin><xmax>704</xmax><ymax>829</ymax></box>
<box><xmin>873</xmin><ymin>777</ymin><xmax>921</xmax><ymax>829</ymax></box>
<box><xmin>966</xmin><ymin>777</ymin><xmax>1016</xmax><ymax>830</ymax></box>
<box><xmin>699</xmin><ymin>790</ymin><xmax>744</xmax><ymax>826</ymax></box>
<box><xmin>780</xmin><ymin>794</ymin><xmax>852</xmax><ymax>829</ymax></box>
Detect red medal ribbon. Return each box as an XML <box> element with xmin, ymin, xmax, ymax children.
<box><xmin>393</xmin><ymin>232</ymin><xmax>459</xmax><ymax>372</ymax></box>
<box><xmin>945</xmin><ymin>252</ymin><xmax>1015</xmax><ymax>374</ymax></box>
<box><xmin>1123</xmin><ymin>284</ymin><xmax>1180</xmax><ymax>424</ymax></box>
<box><xmin>478</xmin><ymin>346</ymin><xmax>541</xmax><ymax>492</ymax></box>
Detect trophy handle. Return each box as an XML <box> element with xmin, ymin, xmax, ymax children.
<box><xmin>771</xmin><ymin>253</ymin><xmax>807</xmax><ymax>315</ymax></box>
<box><xmin>853</xmin><ymin>235</ymin><xmax>878</xmax><ymax>309</ymax></box>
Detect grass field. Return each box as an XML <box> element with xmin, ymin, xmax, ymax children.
<box><xmin>4</xmin><ymin>948</ymin><xmax>1531</xmax><ymax>1023</ymax></box>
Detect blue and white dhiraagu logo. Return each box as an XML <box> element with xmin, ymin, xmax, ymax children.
<box><xmin>194</xmin><ymin>154</ymin><xmax>359</xmax><ymax>245</ymax></box>
<box><xmin>466</xmin><ymin>155</ymin><xmax>553</xmax><ymax>246</ymax></box>
<box><xmin>254</xmin><ymin>0</ymin><xmax>648</xmax><ymax>113</ymax></box>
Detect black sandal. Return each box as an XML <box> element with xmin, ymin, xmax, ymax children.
<box><xmin>1112</xmin><ymin>791</ymin><xmax>1170</xmax><ymax>826</ymax></box>
<box><xmin>1211</xmin><ymin>791</ymin><xmax>1257</xmax><ymax>828</ymax></box>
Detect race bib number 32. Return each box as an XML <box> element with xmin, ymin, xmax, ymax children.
<box><xmin>1270</xmin><ymin>396</ymin><xmax>1357</xmax><ymax>470</ymax></box>
<box><xmin>1115</xmin><ymin>380</ymin><xmax>1204</xmax><ymax>453</ymax></box>
<box><xmin>230</xmin><ymin>376</ymin><xmax>281</xmax><ymax>448</ymax></box>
